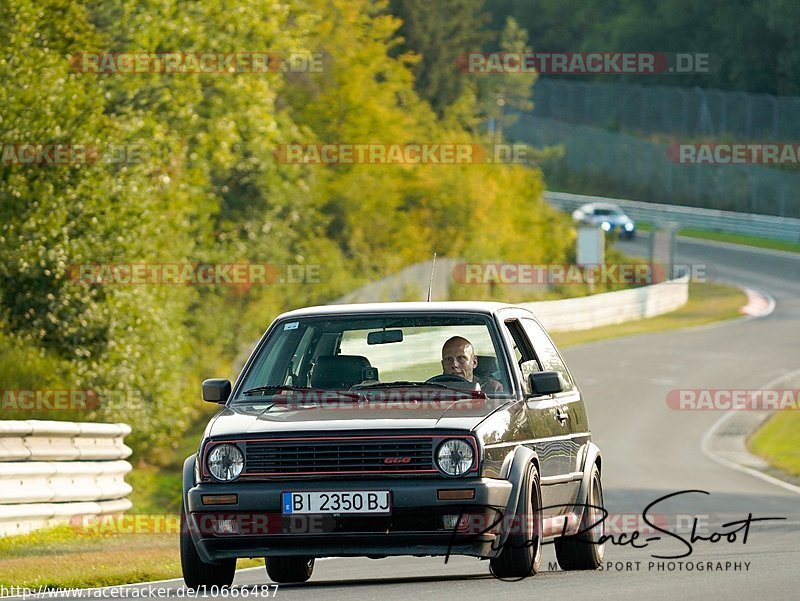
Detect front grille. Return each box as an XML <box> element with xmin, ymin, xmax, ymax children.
<box><xmin>242</xmin><ymin>436</ymin><xmax>435</xmax><ymax>476</ymax></box>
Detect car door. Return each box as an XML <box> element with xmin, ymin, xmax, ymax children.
<box><xmin>520</xmin><ymin>318</ymin><xmax>586</xmax><ymax>510</ymax></box>
<box><xmin>500</xmin><ymin>318</ymin><xmax>566</xmax><ymax>513</ymax></box>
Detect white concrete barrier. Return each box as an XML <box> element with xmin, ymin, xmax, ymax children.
<box><xmin>524</xmin><ymin>273</ymin><xmax>690</xmax><ymax>332</ymax></box>
<box><xmin>0</xmin><ymin>420</ymin><xmax>133</xmax><ymax>536</ymax></box>
<box><xmin>0</xmin><ymin>499</ymin><xmax>132</xmax><ymax>538</ymax></box>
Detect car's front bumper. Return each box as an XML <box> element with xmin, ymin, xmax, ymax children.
<box><xmin>186</xmin><ymin>478</ymin><xmax>513</xmax><ymax>562</ymax></box>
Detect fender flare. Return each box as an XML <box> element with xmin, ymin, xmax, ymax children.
<box><xmin>572</xmin><ymin>442</ymin><xmax>602</xmax><ymax>526</ymax></box>
<box><xmin>496</xmin><ymin>445</ymin><xmax>539</xmax><ymax>548</ymax></box>
<box><xmin>182</xmin><ymin>454</ymin><xmax>198</xmax><ymax>522</ymax></box>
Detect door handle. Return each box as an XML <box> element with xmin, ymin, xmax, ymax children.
<box><xmin>554</xmin><ymin>408</ymin><xmax>569</xmax><ymax>424</ymax></box>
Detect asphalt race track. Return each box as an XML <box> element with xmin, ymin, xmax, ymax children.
<box><xmin>20</xmin><ymin>235</ymin><xmax>800</xmax><ymax>601</ymax></box>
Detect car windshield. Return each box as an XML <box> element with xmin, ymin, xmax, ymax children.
<box><xmin>593</xmin><ymin>207</ymin><xmax>623</xmax><ymax>216</ymax></box>
<box><xmin>232</xmin><ymin>313</ymin><xmax>511</xmax><ymax>402</ymax></box>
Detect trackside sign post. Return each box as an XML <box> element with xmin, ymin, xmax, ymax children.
<box><xmin>576</xmin><ymin>226</ymin><xmax>605</xmax><ymax>293</ymax></box>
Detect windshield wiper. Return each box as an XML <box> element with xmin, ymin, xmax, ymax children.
<box><xmin>240</xmin><ymin>385</ymin><xmax>360</xmax><ymax>400</ymax></box>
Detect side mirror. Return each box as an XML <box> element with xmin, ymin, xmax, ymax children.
<box><xmin>202</xmin><ymin>379</ymin><xmax>231</xmax><ymax>403</ymax></box>
<box><xmin>528</xmin><ymin>371</ymin><xmax>565</xmax><ymax>396</ymax></box>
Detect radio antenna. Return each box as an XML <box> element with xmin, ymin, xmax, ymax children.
<box><xmin>427</xmin><ymin>253</ymin><xmax>437</xmax><ymax>302</ymax></box>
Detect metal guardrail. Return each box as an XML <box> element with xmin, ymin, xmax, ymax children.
<box><xmin>0</xmin><ymin>420</ymin><xmax>132</xmax><ymax>536</ymax></box>
<box><xmin>545</xmin><ymin>191</ymin><xmax>800</xmax><ymax>243</ymax></box>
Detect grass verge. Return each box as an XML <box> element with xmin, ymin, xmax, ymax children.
<box><xmin>678</xmin><ymin>228</ymin><xmax>800</xmax><ymax>253</ymax></box>
<box><xmin>636</xmin><ymin>222</ymin><xmax>800</xmax><ymax>254</ymax></box>
<box><xmin>0</xmin><ymin>281</ymin><xmax>748</xmax><ymax>590</ymax></box>
<box><xmin>551</xmin><ymin>282</ymin><xmax>746</xmax><ymax>348</ymax></box>
<box><xmin>1</xmin><ymin>526</ymin><xmax>185</xmax><ymax>589</ymax></box>
<box><xmin>0</xmin><ymin>525</ymin><xmax>263</xmax><ymax>589</ymax></box>
<box><xmin>748</xmin><ymin>411</ymin><xmax>800</xmax><ymax>478</ymax></box>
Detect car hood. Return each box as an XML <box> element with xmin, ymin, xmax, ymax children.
<box><xmin>207</xmin><ymin>394</ymin><xmax>511</xmax><ymax>438</ymax></box>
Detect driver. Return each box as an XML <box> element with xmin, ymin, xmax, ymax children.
<box><xmin>440</xmin><ymin>336</ymin><xmax>502</xmax><ymax>393</ymax></box>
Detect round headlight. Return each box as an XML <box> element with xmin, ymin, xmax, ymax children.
<box><xmin>436</xmin><ymin>439</ymin><xmax>474</xmax><ymax>476</ymax></box>
<box><xmin>207</xmin><ymin>444</ymin><xmax>244</xmax><ymax>481</ymax></box>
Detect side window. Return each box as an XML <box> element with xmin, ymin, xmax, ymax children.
<box><xmin>503</xmin><ymin>319</ymin><xmax>540</xmax><ymax>395</ymax></box>
<box><xmin>520</xmin><ymin>319</ymin><xmax>574</xmax><ymax>392</ymax></box>
<box><xmin>288</xmin><ymin>326</ymin><xmax>319</xmax><ymax>385</ymax></box>
<box><xmin>241</xmin><ymin>324</ymin><xmax>306</xmax><ymax>389</ymax></box>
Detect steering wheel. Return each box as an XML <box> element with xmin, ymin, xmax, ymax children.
<box><xmin>426</xmin><ymin>374</ymin><xmax>471</xmax><ymax>384</ymax></box>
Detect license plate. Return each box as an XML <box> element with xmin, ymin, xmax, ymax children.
<box><xmin>282</xmin><ymin>491</ymin><xmax>391</xmax><ymax>515</ymax></box>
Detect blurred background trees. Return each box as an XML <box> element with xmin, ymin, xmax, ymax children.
<box><xmin>0</xmin><ymin>0</ymin><xmax>566</xmax><ymax>454</ymax></box>
<box><xmin>4</xmin><ymin>0</ymin><xmax>791</xmax><ymax>455</ymax></box>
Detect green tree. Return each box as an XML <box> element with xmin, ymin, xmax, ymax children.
<box><xmin>475</xmin><ymin>16</ymin><xmax>537</xmax><ymax>140</ymax></box>
<box><xmin>0</xmin><ymin>0</ymin><xmax>196</xmax><ymax>449</ymax></box>
<box><xmin>388</xmin><ymin>0</ymin><xmax>491</xmax><ymax>117</ymax></box>
<box><xmin>758</xmin><ymin>0</ymin><xmax>800</xmax><ymax>95</ymax></box>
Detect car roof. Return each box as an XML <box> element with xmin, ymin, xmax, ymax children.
<box><xmin>275</xmin><ymin>301</ymin><xmax>531</xmax><ymax>320</ymax></box>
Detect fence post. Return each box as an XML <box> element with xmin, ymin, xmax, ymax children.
<box><xmin>769</xmin><ymin>96</ymin><xmax>779</xmax><ymax>139</ymax></box>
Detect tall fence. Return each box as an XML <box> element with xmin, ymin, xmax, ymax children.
<box><xmin>507</xmin><ymin>114</ymin><xmax>800</xmax><ymax>219</ymax></box>
<box><xmin>0</xmin><ymin>421</ymin><xmax>132</xmax><ymax>536</ymax></box>
<box><xmin>531</xmin><ymin>79</ymin><xmax>800</xmax><ymax>140</ymax></box>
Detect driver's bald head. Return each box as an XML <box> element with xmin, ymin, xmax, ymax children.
<box><xmin>441</xmin><ymin>336</ymin><xmax>477</xmax><ymax>381</ymax></box>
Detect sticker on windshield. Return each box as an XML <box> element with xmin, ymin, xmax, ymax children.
<box><xmin>283</xmin><ymin>321</ymin><xmax>300</xmax><ymax>330</ymax></box>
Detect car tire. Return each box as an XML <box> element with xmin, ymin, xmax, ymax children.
<box><xmin>265</xmin><ymin>557</ymin><xmax>315</xmax><ymax>583</ymax></box>
<box><xmin>554</xmin><ymin>463</ymin><xmax>605</xmax><ymax>570</ymax></box>
<box><xmin>180</xmin><ymin>502</ymin><xmax>237</xmax><ymax>589</ymax></box>
<box><xmin>490</xmin><ymin>462</ymin><xmax>542</xmax><ymax>579</ymax></box>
